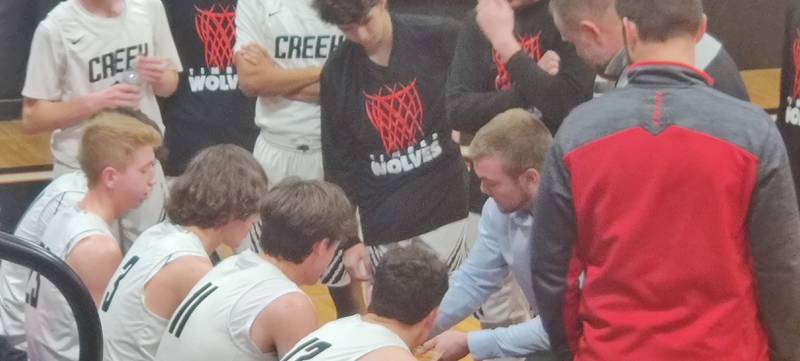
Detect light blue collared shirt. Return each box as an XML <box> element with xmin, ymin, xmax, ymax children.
<box><xmin>434</xmin><ymin>198</ymin><xmax>549</xmax><ymax>360</ymax></box>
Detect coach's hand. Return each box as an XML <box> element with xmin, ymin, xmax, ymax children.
<box><xmin>91</xmin><ymin>84</ymin><xmax>141</xmax><ymax>110</ymax></box>
<box><xmin>538</xmin><ymin>50</ymin><xmax>560</xmax><ymax>76</ymax></box>
<box><xmin>422</xmin><ymin>331</ymin><xmax>469</xmax><ymax>361</ymax></box>
<box><xmin>343</xmin><ymin>243</ymin><xmax>373</xmax><ymax>282</ymax></box>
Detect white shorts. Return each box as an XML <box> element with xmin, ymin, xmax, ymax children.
<box><xmin>253</xmin><ymin>133</ymin><xmax>323</xmax><ymax>186</ymax></box>
<box><xmin>52</xmin><ymin>159</ymin><xmax>167</xmax><ymax>252</ymax></box>
<box><xmin>321</xmin><ymin>216</ymin><xmax>473</xmax><ymax>288</ymax></box>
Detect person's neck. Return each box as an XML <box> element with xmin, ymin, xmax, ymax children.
<box><xmin>79</xmin><ymin>0</ymin><xmax>124</xmax><ymax>17</ymax></box>
<box><xmin>361</xmin><ymin>313</ymin><xmax>423</xmax><ymax>350</ymax></box>
<box><xmin>183</xmin><ymin>225</ymin><xmax>224</xmax><ymax>255</ymax></box>
<box><xmin>365</xmin><ymin>13</ymin><xmax>394</xmax><ymax>67</ymax></box>
<box><xmin>78</xmin><ymin>188</ymin><xmax>118</xmax><ymax>225</ymax></box>
<box><xmin>258</xmin><ymin>252</ymin><xmax>306</xmax><ymax>285</ymax></box>
<box><xmin>628</xmin><ymin>37</ymin><xmax>696</xmax><ymax>68</ymax></box>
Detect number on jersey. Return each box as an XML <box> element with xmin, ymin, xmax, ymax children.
<box><xmin>281</xmin><ymin>338</ymin><xmax>332</xmax><ymax>361</ymax></box>
<box><xmin>101</xmin><ymin>255</ymin><xmax>140</xmax><ymax>312</ymax></box>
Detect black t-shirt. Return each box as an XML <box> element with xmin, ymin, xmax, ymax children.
<box><xmin>321</xmin><ymin>14</ymin><xmax>468</xmax><ymax>246</ymax></box>
<box><xmin>778</xmin><ymin>0</ymin><xmax>800</xmax><ymax>211</ymax></box>
<box><xmin>160</xmin><ymin>0</ymin><xmax>258</xmax><ymax>176</ymax></box>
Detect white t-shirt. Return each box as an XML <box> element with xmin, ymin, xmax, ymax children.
<box><xmin>154</xmin><ymin>252</ymin><xmax>303</xmax><ymax>361</ymax></box>
<box><xmin>0</xmin><ymin>172</ymin><xmax>87</xmax><ymax>350</ymax></box>
<box><xmin>99</xmin><ymin>222</ymin><xmax>207</xmax><ymax>361</ymax></box>
<box><xmin>21</xmin><ymin>0</ymin><xmax>182</xmax><ymax>169</ymax></box>
<box><xmin>282</xmin><ymin>315</ymin><xmax>409</xmax><ymax>361</ymax></box>
<box><xmin>23</xmin><ymin>206</ymin><xmax>114</xmax><ymax>361</ymax></box>
<box><xmin>234</xmin><ymin>0</ymin><xmax>343</xmax><ymax>150</ymax></box>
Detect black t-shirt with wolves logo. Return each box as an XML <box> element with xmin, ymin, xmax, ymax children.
<box><xmin>321</xmin><ymin>14</ymin><xmax>468</xmax><ymax>246</ymax></box>
<box><xmin>778</xmin><ymin>0</ymin><xmax>800</xmax><ymax>211</ymax></box>
<box><xmin>160</xmin><ymin>0</ymin><xmax>258</xmax><ymax>176</ymax></box>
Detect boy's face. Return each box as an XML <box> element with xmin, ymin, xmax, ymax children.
<box><xmin>337</xmin><ymin>6</ymin><xmax>388</xmax><ymax>49</ymax></box>
<box><xmin>113</xmin><ymin>146</ymin><xmax>156</xmax><ymax>211</ymax></box>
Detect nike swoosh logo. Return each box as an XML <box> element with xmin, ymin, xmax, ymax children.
<box><xmin>268</xmin><ymin>10</ymin><xmax>280</xmax><ymax>16</ymax></box>
<box><xmin>69</xmin><ymin>36</ymin><xmax>84</xmax><ymax>45</ymax></box>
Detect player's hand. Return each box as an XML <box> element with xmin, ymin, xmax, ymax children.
<box><xmin>476</xmin><ymin>0</ymin><xmax>520</xmax><ymax>63</ymax></box>
<box><xmin>91</xmin><ymin>83</ymin><xmax>141</xmax><ymax>110</ymax></box>
<box><xmin>343</xmin><ymin>243</ymin><xmax>373</xmax><ymax>282</ymax></box>
<box><xmin>238</xmin><ymin>44</ymin><xmax>275</xmax><ymax>69</ymax></box>
<box><xmin>422</xmin><ymin>331</ymin><xmax>469</xmax><ymax>361</ymax></box>
<box><xmin>538</xmin><ymin>50</ymin><xmax>561</xmax><ymax>76</ymax></box>
<box><xmin>136</xmin><ymin>56</ymin><xmax>171</xmax><ymax>85</ymax></box>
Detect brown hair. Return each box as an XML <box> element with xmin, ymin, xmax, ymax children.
<box><xmin>312</xmin><ymin>0</ymin><xmax>379</xmax><ymax>25</ymax></box>
<box><xmin>259</xmin><ymin>179</ymin><xmax>357</xmax><ymax>263</ymax></box>
<box><xmin>79</xmin><ymin>111</ymin><xmax>162</xmax><ymax>187</ymax></box>
<box><xmin>616</xmin><ymin>0</ymin><xmax>703</xmax><ymax>42</ymax></box>
<box><xmin>368</xmin><ymin>243</ymin><xmax>449</xmax><ymax>325</ymax></box>
<box><xmin>469</xmin><ymin>108</ymin><xmax>553</xmax><ymax>175</ymax></box>
<box><xmin>167</xmin><ymin>144</ymin><xmax>269</xmax><ymax>229</ymax></box>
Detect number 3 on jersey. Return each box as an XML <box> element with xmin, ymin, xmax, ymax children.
<box><xmin>101</xmin><ymin>256</ymin><xmax>140</xmax><ymax>312</ymax></box>
<box><xmin>281</xmin><ymin>338</ymin><xmax>332</xmax><ymax>361</ymax></box>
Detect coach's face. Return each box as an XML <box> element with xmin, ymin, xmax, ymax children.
<box><xmin>474</xmin><ymin>156</ymin><xmax>539</xmax><ymax>214</ymax></box>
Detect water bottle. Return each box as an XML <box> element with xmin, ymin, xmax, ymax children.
<box><xmin>118</xmin><ymin>69</ymin><xmax>141</xmax><ymax>109</ymax></box>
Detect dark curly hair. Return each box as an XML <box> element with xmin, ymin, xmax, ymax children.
<box><xmin>368</xmin><ymin>243</ymin><xmax>449</xmax><ymax>325</ymax></box>
<box><xmin>312</xmin><ymin>0</ymin><xmax>380</xmax><ymax>25</ymax></box>
<box><xmin>167</xmin><ymin>144</ymin><xmax>268</xmax><ymax>228</ymax></box>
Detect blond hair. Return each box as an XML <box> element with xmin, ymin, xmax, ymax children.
<box><xmin>469</xmin><ymin>108</ymin><xmax>553</xmax><ymax>175</ymax></box>
<box><xmin>79</xmin><ymin>111</ymin><xmax>162</xmax><ymax>187</ymax></box>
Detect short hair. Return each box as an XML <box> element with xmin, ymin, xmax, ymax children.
<box><xmin>368</xmin><ymin>243</ymin><xmax>449</xmax><ymax>325</ymax></box>
<box><xmin>469</xmin><ymin>108</ymin><xmax>553</xmax><ymax>176</ymax></box>
<box><xmin>312</xmin><ymin>0</ymin><xmax>379</xmax><ymax>25</ymax></box>
<box><xmin>616</xmin><ymin>0</ymin><xmax>703</xmax><ymax>42</ymax></box>
<box><xmin>167</xmin><ymin>144</ymin><xmax>269</xmax><ymax>229</ymax></box>
<box><xmin>79</xmin><ymin>111</ymin><xmax>162</xmax><ymax>187</ymax></box>
<box><xmin>549</xmin><ymin>0</ymin><xmax>615</xmax><ymax>29</ymax></box>
<box><xmin>259</xmin><ymin>179</ymin><xmax>357</xmax><ymax>263</ymax></box>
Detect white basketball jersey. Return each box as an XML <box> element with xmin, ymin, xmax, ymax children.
<box><xmin>24</xmin><ymin>206</ymin><xmax>114</xmax><ymax>361</ymax></box>
<box><xmin>234</xmin><ymin>0</ymin><xmax>343</xmax><ymax>149</ymax></box>
<box><xmin>99</xmin><ymin>222</ymin><xmax>207</xmax><ymax>361</ymax></box>
<box><xmin>22</xmin><ymin>0</ymin><xmax>182</xmax><ymax>170</ymax></box>
<box><xmin>0</xmin><ymin>172</ymin><xmax>87</xmax><ymax>349</ymax></box>
<box><xmin>154</xmin><ymin>252</ymin><xmax>303</xmax><ymax>361</ymax></box>
<box><xmin>282</xmin><ymin>315</ymin><xmax>409</xmax><ymax>361</ymax></box>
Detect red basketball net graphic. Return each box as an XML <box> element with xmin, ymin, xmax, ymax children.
<box><xmin>195</xmin><ymin>5</ymin><xmax>236</xmax><ymax>68</ymax></box>
<box><xmin>793</xmin><ymin>30</ymin><xmax>800</xmax><ymax>99</ymax></box>
<box><xmin>364</xmin><ymin>80</ymin><xmax>425</xmax><ymax>154</ymax></box>
<box><xmin>493</xmin><ymin>32</ymin><xmax>543</xmax><ymax>91</ymax></box>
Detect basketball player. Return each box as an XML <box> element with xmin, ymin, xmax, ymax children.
<box><xmin>778</xmin><ymin>0</ymin><xmax>800</xmax><ymax>214</ymax></box>
<box><xmin>21</xmin><ymin>0</ymin><xmax>183</xmax><ymax>250</ymax></box>
<box><xmin>24</xmin><ymin>112</ymin><xmax>163</xmax><ymax>361</ymax></box>
<box><xmin>159</xmin><ymin>0</ymin><xmax>258</xmax><ymax>176</ymax></box>
<box><xmin>423</xmin><ymin>109</ymin><xmax>553</xmax><ymax>361</ymax></box>
<box><xmin>234</xmin><ymin>0</ymin><xmax>343</xmax><ymax>183</ymax></box>
<box><xmin>99</xmin><ymin>144</ymin><xmax>268</xmax><ymax>361</ymax></box>
<box><xmin>154</xmin><ymin>179</ymin><xmax>357</xmax><ymax>361</ymax></box>
<box><xmin>282</xmin><ymin>244</ymin><xmax>449</xmax><ymax>361</ymax></box>
<box><xmin>0</xmin><ymin>172</ymin><xmax>86</xmax><ymax>355</ymax></box>
<box><xmin>549</xmin><ymin>0</ymin><xmax>749</xmax><ymax>100</ymax></box>
<box><xmin>313</xmin><ymin>0</ymin><xmax>469</xmax><ymax>286</ymax></box>
<box><xmin>233</xmin><ymin>0</ymin><xmax>363</xmax><ymax>317</ymax></box>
